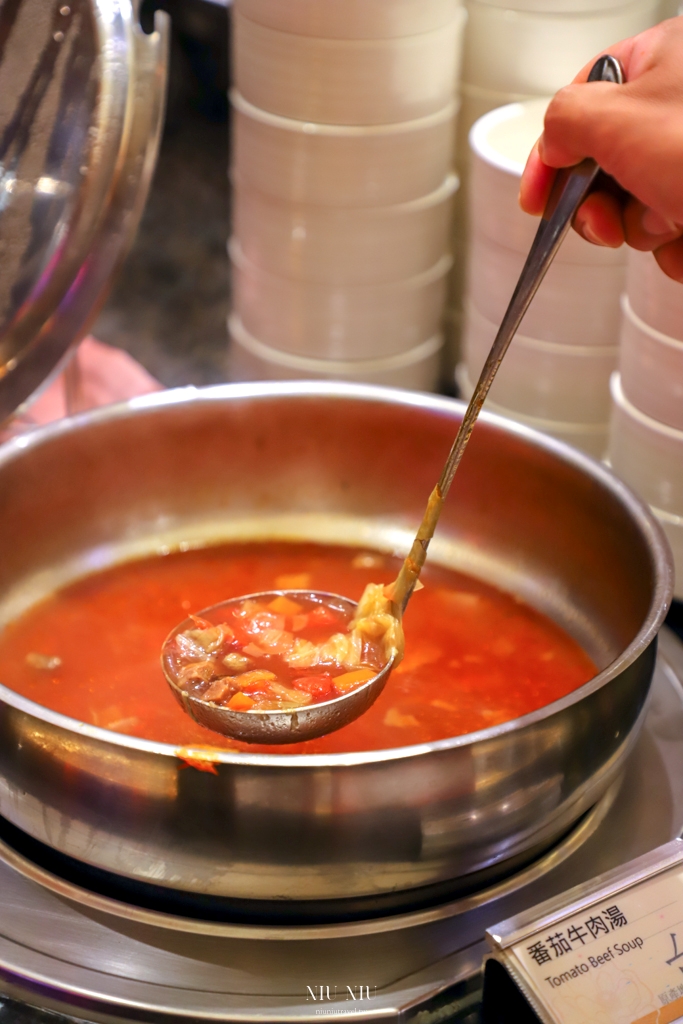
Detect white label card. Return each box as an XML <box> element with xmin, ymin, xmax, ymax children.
<box><xmin>508</xmin><ymin>863</ymin><xmax>683</xmax><ymax>1024</ymax></box>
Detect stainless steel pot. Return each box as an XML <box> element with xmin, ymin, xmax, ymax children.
<box><xmin>0</xmin><ymin>383</ymin><xmax>672</xmax><ymax>918</ymax></box>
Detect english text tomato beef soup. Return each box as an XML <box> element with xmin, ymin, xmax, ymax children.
<box><xmin>0</xmin><ymin>542</ymin><xmax>596</xmax><ymax>754</ymax></box>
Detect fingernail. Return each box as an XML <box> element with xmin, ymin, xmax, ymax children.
<box><xmin>642</xmin><ymin>208</ymin><xmax>677</xmax><ymax>236</ymax></box>
<box><xmin>578</xmin><ymin>220</ymin><xmax>603</xmax><ymax>245</ymax></box>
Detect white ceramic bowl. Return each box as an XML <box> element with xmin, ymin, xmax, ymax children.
<box><xmin>230</xmin><ymin>240</ymin><xmax>452</xmax><ymax>360</ymax></box>
<box><xmin>233</xmin><ymin>0</ymin><xmax>463</xmax><ymax>38</ymax></box>
<box><xmin>455</xmin><ymin>364</ymin><xmax>609</xmax><ymax>457</ymax></box>
<box><xmin>627</xmin><ymin>248</ymin><xmax>683</xmax><ymax>342</ymax></box>
<box><xmin>466</xmin><ymin>232</ymin><xmax>626</xmax><ymax>346</ymax></box>
<box><xmin>231</xmin><ymin>91</ymin><xmax>458</xmax><ymax>208</ymax></box>
<box><xmin>463</xmin><ymin>0</ymin><xmax>660</xmax><ymax>96</ymax></box>
<box><xmin>233</xmin><ymin>174</ymin><xmax>458</xmax><ymax>285</ymax></box>
<box><xmin>228</xmin><ymin>314</ymin><xmax>443</xmax><ymax>390</ymax></box>
<box><xmin>233</xmin><ymin>9</ymin><xmax>466</xmax><ymax>126</ymax></box>
<box><xmin>469</xmin><ymin>101</ymin><xmax>628</xmax><ymax>264</ymax></box>
<box><xmin>608</xmin><ymin>372</ymin><xmax>683</xmax><ymax>515</ymax></box>
<box><xmin>457</xmin><ymin>84</ymin><xmax>537</xmax><ymax>159</ymax></box>
<box><xmin>619</xmin><ymin>296</ymin><xmax>683</xmax><ymax>432</ymax></box>
<box><xmin>463</xmin><ymin>303</ymin><xmax>617</xmax><ymax>423</ymax></box>
<box><xmin>652</xmin><ymin>505</ymin><xmax>683</xmax><ymax>601</ymax></box>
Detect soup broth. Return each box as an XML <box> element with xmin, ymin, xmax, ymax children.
<box><xmin>0</xmin><ymin>541</ymin><xmax>596</xmax><ymax>754</ymax></box>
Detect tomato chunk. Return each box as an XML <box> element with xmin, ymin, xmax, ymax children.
<box><xmin>292</xmin><ymin>673</ymin><xmax>336</xmax><ymax>701</ymax></box>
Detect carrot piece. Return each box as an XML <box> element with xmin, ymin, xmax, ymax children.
<box><xmin>228</xmin><ymin>691</ymin><xmax>256</xmax><ymax>711</ymax></box>
<box><xmin>333</xmin><ymin>668</ymin><xmax>377</xmax><ymax>692</ymax></box>
<box><xmin>268</xmin><ymin>595</ymin><xmax>304</xmax><ymax>616</ymax></box>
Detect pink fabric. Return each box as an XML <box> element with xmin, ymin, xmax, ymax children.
<box><xmin>6</xmin><ymin>337</ymin><xmax>163</xmax><ymax>436</ymax></box>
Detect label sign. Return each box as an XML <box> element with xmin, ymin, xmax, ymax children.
<box><xmin>511</xmin><ymin>864</ymin><xmax>683</xmax><ymax>1023</ymax></box>
<box><xmin>485</xmin><ymin>840</ymin><xmax>683</xmax><ymax>1024</ymax></box>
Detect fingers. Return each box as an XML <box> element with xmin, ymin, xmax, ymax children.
<box><xmin>535</xmin><ymin>33</ymin><xmax>646</xmax><ymax>170</ymax></box>
<box><xmin>520</xmin><ymin>156</ymin><xmax>627</xmax><ymax>250</ymax></box>
<box><xmin>622</xmin><ymin>197</ymin><xmax>683</xmax><ymax>251</ymax></box>
<box><xmin>538</xmin><ymin>81</ymin><xmax>629</xmax><ymax>172</ymax></box>
<box><xmin>535</xmin><ymin>20</ymin><xmax>680</xmax><ymax>180</ymax></box>
<box><xmin>573</xmin><ymin>191</ymin><xmax>625</xmax><ymax>248</ymax></box>
<box><xmin>519</xmin><ymin>142</ymin><xmax>556</xmax><ymax>216</ymax></box>
<box><xmin>653</xmin><ymin>238</ymin><xmax>683</xmax><ymax>283</ymax></box>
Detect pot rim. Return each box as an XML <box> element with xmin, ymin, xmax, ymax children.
<box><xmin>0</xmin><ymin>380</ymin><xmax>673</xmax><ymax>767</ymax></box>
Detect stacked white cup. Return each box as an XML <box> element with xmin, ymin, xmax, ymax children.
<box><xmin>228</xmin><ymin>0</ymin><xmax>466</xmax><ymax>389</ymax></box>
<box><xmin>608</xmin><ymin>251</ymin><xmax>683</xmax><ymax>597</ymax></box>
<box><xmin>445</xmin><ymin>0</ymin><xmax>666</xmax><ymax>368</ymax></box>
<box><xmin>456</xmin><ymin>99</ymin><xmax>626</xmax><ymax>458</ymax></box>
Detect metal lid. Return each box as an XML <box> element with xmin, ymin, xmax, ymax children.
<box><xmin>0</xmin><ymin>0</ymin><xmax>168</xmax><ymax>423</ymax></box>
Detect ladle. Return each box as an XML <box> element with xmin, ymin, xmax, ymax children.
<box><xmin>162</xmin><ymin>55</ymin><xmax>624</xmax><ymax>745</ymax></box>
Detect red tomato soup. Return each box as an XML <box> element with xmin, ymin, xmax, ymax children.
<box><xmin>0</xmin><ymin>542</ymin><xmax>596</xmax><ymax>754</ymax></box>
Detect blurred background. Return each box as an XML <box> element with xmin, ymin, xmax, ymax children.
<box><xmin>94</xmin><ymin>0</ymin><xmax>230</xmax><ymax>386</ymax></box>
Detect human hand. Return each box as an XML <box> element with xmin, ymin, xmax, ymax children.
<box><xmin>519</xmin><ymin>18</ymin><xmax>683</xmax><ymax>282</ymax></box>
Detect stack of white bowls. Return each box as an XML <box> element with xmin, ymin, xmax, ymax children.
<box><xmin>608</xmin><ymin>250</ymin><xmax>683</xmax><ymax>597</ymax></box>
<box><xmin>445</xmin><ymin>0</ymin><xmax>664</xmax><ymax>367</ymax></box>
<box><xmin>228</xmin><ymin>0</ymin><xmax>466</xmax><ymax>389</ymax></box>
<box><xmin>461</xmin><ymin>0</ymin><xmax>661</xmax><ymax>125</ymax></box>
<box><xmin>457</xmin><ymin>99</ymin><xmax>626</xmax><ymax>458</ymax></box>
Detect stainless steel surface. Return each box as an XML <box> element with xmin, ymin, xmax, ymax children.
<box><xmin>1</xmin><ymin>628</ymin><xmax>683</xmax><ymax>1023</ymax></box>
<box><xmin>0</xmin><ymin>383</ymin><xmax>673</xmax><ymax>905</ymax></box>
<box><xmin>163</xmin><ymin>591</ymin><xmax>396</xmax><ymax>744</ymax></box>
<box><xmin>0</xmin><ymin>0</ymin><xmax>169</xmax><ymax>423</ymax></box>
<box><xmin>0</xmin><ymin>778</ymin><xmax>620</xmax><ymax>942</ymax></box>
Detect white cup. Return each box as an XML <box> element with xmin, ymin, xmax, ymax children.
<box><xmin>652</xmin><ymin>506</ymin><xmax>683</xmax><ymax>601</ymax></box>
<box><xmin>231</xmin><ymin>91</ymin><xmax>457</xmax><ymax>208</ymax></box>
<box><xmin>233</xmin><ymin>9</ymin><xmax>466</xmax><ymax>126</ymax></box>
<box><xmin>455</xmin><ymin>364</ymin><xmax>609</xmax><ymax>457</ymax></box>
<box><xmin>464</xmin><ymin>303</ymin><xmax>617</xmax><ymax>423</ymax></box>
<box><xmin>619</xmin><ymin>296</ymin><xmax>683</xmax><ymax>432</ymax></box>
<box><xmin>230</xmin><ymin>239</ymin><xmax>452</xmax><ymax>360</ymax></box>
<box><xmin>627</xmin><ymin>248</ymin><xmax>683</xmax><ymax>342</ymax></box>
<box><xmin>469</xmin><ymin>101</ymin><xmax>627</xmax><ymax>264</ymax></box>
<box><xmin>233</xmin><ymin>0</ymin><xmax>463</xmax><ymax>38</ymax></box>
<box><xmin>233</xmin><ymin>174</ymin><xmax>458</xmax><ymax>285</ymax></box>
<box><xmin>228</xmin><ymin>314</ymin><xmax>443</xmax><ymax>390</ymax></box>
<box><xmin>463</xmin><ymin>0</ymin><xmax>661</xmax><ymax>96</ymax></box>
<box><xmin>608</xmin><ymin>372</ymin><xmax>683</xmax><ymax>515</ymax></box>
<box><xmin>466</xmin><ymin>232</ymin><xmax>626</xmax><ymax>346</ymax></box>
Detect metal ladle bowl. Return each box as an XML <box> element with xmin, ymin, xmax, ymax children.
<box><xmin>162</xmin><ymin>54</ymin><xmax>624</xmax><ymax>745</ymax></box>
<box><xmin>161</xmin><ymin>590</ymin><xmax>395</xmax><ymax>744</ymax></box>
